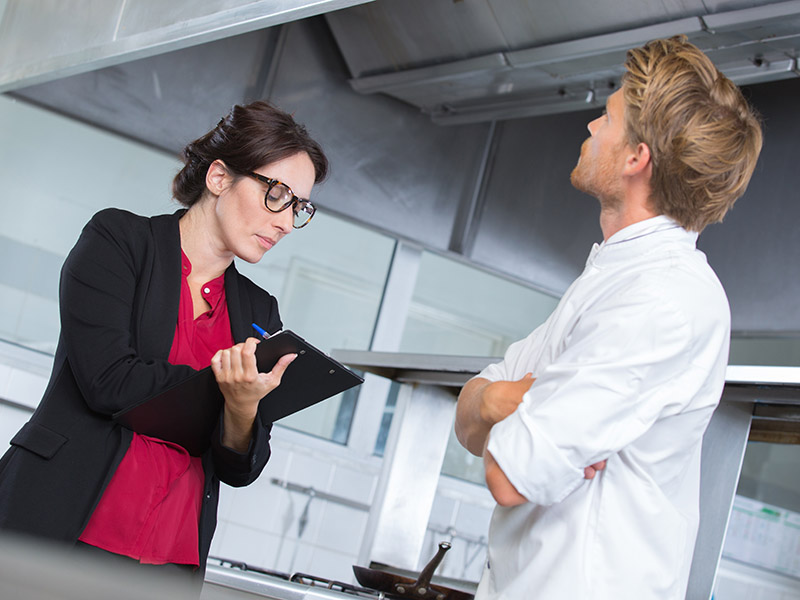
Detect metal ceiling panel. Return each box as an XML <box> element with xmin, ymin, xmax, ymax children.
<box><xmin>0</xmin><ymin>0</ymin><xmax>375</xmax><ymax>92</ymax></box>
<box><xmin>333</xmin><ymin>0</ymin><xmax>800</xmax><ymax>124</ymax></box>
<box><xmin>326</xmin><ymin>0</ymin><xmax>719</xmax><ymax>77</ymax></box>
<box><xmin>265</xmin><ymin>19</ymin><xmax>493</xmax><ymax>252</ymax></box>
<box><xmin>325</xmin><ymin>0</ymin><xmax>509</xmax><ymax>77</ymax></box>
<box><xmin>10</xmin><ymin>29</ymin><xmax>282</xmax><ymax>155</ymax></box>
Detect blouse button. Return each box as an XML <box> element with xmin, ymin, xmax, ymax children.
<box><xmin>203</xmin><ymin>287</ymin><xmax>211</xmax><ymax>294</ymax></box>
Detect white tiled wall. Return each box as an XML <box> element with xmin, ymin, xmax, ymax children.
<box><xmin>211</xmin><ymin>431</ymin><xmax>493</xmax><ymax>585</ymax></box>
<box><xmin>211</xmin><ymin>431</ymin><xmax>380</xmax><ymax>581</ymax></box>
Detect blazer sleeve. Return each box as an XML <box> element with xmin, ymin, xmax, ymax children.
<box><xmin>58</xmin><ymin>209</ymin><xmax>194</xmax><ymax>416</ymax></box>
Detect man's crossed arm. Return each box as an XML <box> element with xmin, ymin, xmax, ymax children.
<box><xmin>455</xmin><ymin>374</ymin><xmax>606</xmax><ymax>507</ymax></box>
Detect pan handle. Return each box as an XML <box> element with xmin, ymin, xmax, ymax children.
<box><xmin>395</xmin><ymin>542</ymin><xmax>451</xmax><ymax>599</ymax></box>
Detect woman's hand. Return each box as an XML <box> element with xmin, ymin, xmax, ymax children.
<box><xmin>211</xmin><ymin>337</ymin><xmax>296</xmax><ymax>452</ymax></box>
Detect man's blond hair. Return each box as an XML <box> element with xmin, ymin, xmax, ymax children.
<box><xmin>622</xmin><ymin>36</ymin><xmax>762</xmax><ymax>231</ymax></box>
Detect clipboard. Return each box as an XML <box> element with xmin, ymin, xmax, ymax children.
<box><xmin>113</xmin><ymin>330</ymin><xmax>364</xmax><ymax>455</ymax></box>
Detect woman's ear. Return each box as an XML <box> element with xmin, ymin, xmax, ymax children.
<box><xmin>205</xmin><ymin>159</ymin><xmax>232</xmax><ymax>196</ymax></box>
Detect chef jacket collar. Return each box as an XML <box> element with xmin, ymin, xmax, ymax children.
<box><xmin>587</xmin><ymin>215</ymin><xmax>698</xmax><ymax>268</ymax></box>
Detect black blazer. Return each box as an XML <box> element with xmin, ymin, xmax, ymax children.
<box><xmin>0</xmin><ymin>208</ymin><xmax>282</xmax><ymax>569</ymax></box>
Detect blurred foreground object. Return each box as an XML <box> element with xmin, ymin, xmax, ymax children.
<box><xmin>0</xmin><ymin>533</ymin><xmax>199</xmax><ymax>600</ymax></box>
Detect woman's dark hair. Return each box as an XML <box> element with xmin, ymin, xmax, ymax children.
<box><xmin>172</xmin><ymin>101</ymin><xmax>329</xmax><ymax>207</ymax></box>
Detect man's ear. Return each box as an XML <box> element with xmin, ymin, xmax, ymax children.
<box><xmin>624</xmin><ymin>142</ymin><xmax>652</xmax><ymax>178</ymax></box>
<box><xmin>205</xmin><ymin>159</ymin><xmax>232</xmax><ymax>196</ymax></box>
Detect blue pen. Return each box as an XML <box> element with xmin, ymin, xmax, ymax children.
<box><xmin>252</xmin><ymin>322</ymin><xmax>272</xmax><ymax>339</ymax></box>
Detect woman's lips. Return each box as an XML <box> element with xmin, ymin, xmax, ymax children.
<box><xmin>256</xmin><ymin>235</ymin><xmax>275</xmax><ymax>250</ymax></box>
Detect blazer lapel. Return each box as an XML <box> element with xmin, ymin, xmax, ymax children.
<box><xmin>225</xmin><ymin>263</ymin><xmax>250</xmax><ymax>344</ymax></box>
<box><xmin>139</xmin><ymin>210</ymin><xmax>184</xmax><ymax>359</ymax></box>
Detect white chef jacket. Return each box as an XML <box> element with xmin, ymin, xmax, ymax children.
<box><xmin>475</xmin><ymin>216</ymin><xmax>730</xmax><ymax>600</ymax></box>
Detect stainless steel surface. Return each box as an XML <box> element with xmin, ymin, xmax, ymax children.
<box><xmin>0</xmin><ymin>0</ymin><xmax>376</xmax><ymax>92</ymax></box>
<box><xmin>334</xmin><ymin>350</ymin><xmax>800</xmax><ymax>403</ymax></box>
<box><xmin>204</xmin><ymin>561</ymin><xmax>365</xmax><ymax>599</ymax></box>
<box><xmin>4</xmin><ymin>1</ymin><xmax>799</xmax><ymax>336</ymax></box>
<box><xmin>726</xmin><ymin>365</ymin><xmax>800</xmax><ymax>385</ymax></box>
<box><xmin>696</xmin><ymin>75</ymin><xmax>800</xmax><ymax>337</ymax></box>
<box><xmin>266</xmin><ymin>20</ymin><xmax>492</xmax><ymax>254</ymax></box>
<box><xmin>331</xmin><ymin>350</ymin><xmax>499</xmax><ymax>388</ymax></box>
<box><xmin>328</xmin><ymin>0</ymin><xmax>800</xmax><ymax>124</ymax></box>
<box><xmin>358</xmin><ymin>383</ymin><xmax>457</xmax><ymax>570</ymax></box>
<box><xmin>686</xmin><ymin>400</ymin><xmax>753</xmax><ymax>600</ymax></box>
<box><xmin>334</xmin><ymin>350</ymin><xmax>800</xmax><ymax>593</ymax></box>
<box><xmin>467</xmin><ymin>111</ymin><xmax>602</xmax><ymax>294</ymax></box>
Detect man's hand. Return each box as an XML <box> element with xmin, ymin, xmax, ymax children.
<box><xmin>584</xmin><ymin>460</ymin><xmax>607</xmax><ymax>479</ymax></box>
<box><xmin>456</xmin><ymin>373</ymin><xmax>535</xmax><ymax>456</ymax></box>
<box><xmin>480</xmin><ymin>373</ymin><xmax>535</xmax><ymax>424</ymax></box>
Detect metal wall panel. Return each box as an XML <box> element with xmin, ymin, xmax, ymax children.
<box><xmin>325</xmin><ymin>0</ymin><xmax>715</xmax><ymax>77</ymax></box>
<box><xmin>266</xmin><ymin>18</ymin><xmax>492</xmax><ymax>251</ymax></box>
<box><xmin>468</xmin><ymin>109</ymin><xmax>603</xmax><ymax>294</ymax></box>
<box><xmin>7</xmin><ymin>11</ymin><xmax>800</xmax><ymax>334</ymax></box>
<box><xmin>10</xmin><ymin>17</ymin><xmax>492</xmax><ymax>253</ymax></box>
<box><xmin>697</xmin><ymin>77</ymin><xmax>800</xmax><ymax>336</ymax></box>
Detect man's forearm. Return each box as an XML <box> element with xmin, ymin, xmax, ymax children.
<box><xmin>484</xmin><ymin>443</ymin><xmax>528</xmax><ymax>507</ymax></box>
<box><xmin>455</xmin><ymin>377</ymin><xmax>494</xmax><ymax>456</ymax></box>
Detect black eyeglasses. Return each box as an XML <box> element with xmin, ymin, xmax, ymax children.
<box><xmin>245</xmin><ymin>171</ymin><xmax>316</xmax><ymax>229</ymax></box>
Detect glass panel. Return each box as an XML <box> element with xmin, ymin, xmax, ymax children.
<box><xmin>0</xmin><ymin>96</ymin><xmax>179</xmax><ymax>352</ymax></box>
<box><xmin>236</xmin><ymin>213</ymin><xmax>395</xmax><ymax>442</ymax></box>
<box><xmin>375</xmin><ymin>251</ymin><xmax>560</xmax><ymax>479</ymax></box>
<box><xmin>0</xmin><ymin>96</ymin><xmax>396</xmax><ymax>444</ymax></box>
<box><xmin>398</xmin><ymin>252</ymin><xmax>559</xmax><ymax>357</ymax></box>
<box><xmin>718</xmin><ymin>441</ymin><xmax>800</xmax><ymax>584</ymax></box>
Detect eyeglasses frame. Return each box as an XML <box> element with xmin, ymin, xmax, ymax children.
<box><xmin>245</xmin><ymin>171</ymin><xmax>316</xmax><ymax>229</ymax></box>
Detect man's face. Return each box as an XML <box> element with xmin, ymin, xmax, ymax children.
<box><xmin>570</xmin><ymin>89</ymin><xmax>631</xmax><ymax>207</ymax></box>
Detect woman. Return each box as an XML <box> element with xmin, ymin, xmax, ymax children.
<box><xmin>0</xmin><ymin>101</ymin><xmax>328</xmax><ymax>576</ymax></box>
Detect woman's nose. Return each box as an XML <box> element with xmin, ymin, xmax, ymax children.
<box><xmin>276</xmin><ymin>206</ymin><xmax>294</xmax><ymax>233</ymax></box>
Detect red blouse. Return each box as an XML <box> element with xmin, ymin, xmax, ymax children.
<box><xmin>78</xmin><ymin>251</ymin><xmax>234</xmax><ymax>566</ymax></box>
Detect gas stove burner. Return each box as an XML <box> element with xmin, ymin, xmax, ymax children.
<box><xmin>213</xmin><ymin>557</ymin><xmax>291</xmax><ymax>580</ymax></box>
<box><xmin>290</xmin><ymin>572</ymin><xmax>390</xmax><ymax>597</ymax></box>
<box><xmin>206</xmin><ymin>557</ymin><xmax>392</xmax><ymax>599</ymax></box>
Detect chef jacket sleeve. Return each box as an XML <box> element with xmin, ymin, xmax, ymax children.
<box><xmin>477</xmin><ymin>322</ymin><xmax>548</xmax><ymax>383</ymax></box>
<box><xmin>487</xmin><ymin>278</ymin><xmax>718</xmax><ymax>506</ymax></box>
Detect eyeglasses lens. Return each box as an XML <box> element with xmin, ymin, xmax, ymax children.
<box><xmin>293</xmin><ymin>203</ymin><xmax>314</xmax><ymax>228</ymax></box>
<box><xmin>266</xmin><ymin>184</ymin><xmax>292</xmax><ymax>210</ymax></box>
<box><xmin>263</xmin><ymin>180</ymin><xmax>314</xmax><ymax>228</ymax></box>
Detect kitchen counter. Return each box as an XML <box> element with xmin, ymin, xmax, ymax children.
<box><xmin>332</xmin><ymin>350</ymin><xmax>800</xmax><ymax>600</ymax></box>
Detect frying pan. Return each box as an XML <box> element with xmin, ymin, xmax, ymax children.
<box><xmin>353</xmin><ymin>542</ymin><xmax>475</xmax><ymax>600</ymax></box>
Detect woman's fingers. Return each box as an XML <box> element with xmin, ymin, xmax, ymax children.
<box><xmin>264</xmin><ymin>353</ymin><xmax>297</xmax><ymax>387</ymax></box>
<box><xmin>213</xmin><ymin>341</ymin><xmax>297</xmax><ymax>399</ymax></box>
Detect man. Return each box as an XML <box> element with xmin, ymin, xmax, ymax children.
<box><xmin>455</xmin><ymin>36</ymin><xmax>762</xmax><ymax>600</ymax></box>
